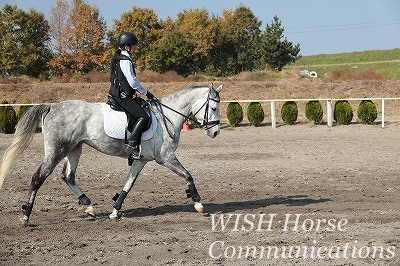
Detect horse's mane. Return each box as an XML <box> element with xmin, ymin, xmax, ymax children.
<box><xmin>160</xmin><ymin>85</ymin><xmax>209</xmax><ymax>103</ymax></box>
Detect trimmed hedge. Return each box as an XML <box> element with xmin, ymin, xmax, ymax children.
<box><xmin>357</xmin><ymin>100</ymin><xmax>377</xmax><ymax>124</ymax></box>
<box><xmin>334</xmin><ymin>100</ymin><xmax>353</xmax><ymax>125</ymax></box>
<box><xmin>0</xmin><ymin>100</ymin><xmax>17</xmax><ymax>134</ymax></box>
<box><xmin>305</xmin><ymin>100</ymin><xmax>323</xmax><ymax>124</ymax></box>
<box><xmin>227</xmin><ymin>102</ymin><xmax>243</xmax><ymax>127</ymax></box>
<box><xmin>281</xmin><ymin>101</ymin><xmax>298</xmax><ymax>125</ymax></box>
<box><xmin>247</xmin><ymin>102</ymin><xmax>264</xmax><ymax>127</ymax></box>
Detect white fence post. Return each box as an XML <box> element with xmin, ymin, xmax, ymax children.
<box><xmin>327</xmin><ymin>100</ymin><xmax>333</xmax><ymax>127</ymax></box>
<box><xmin>271</xmin><ymin>101</ymin><xmax>276</xmax><ymax>128</ymax></box>
<box><xmin>381</xmin><ymin>99</ymin><xmax>385</xmax><ymax>128</ymax></box>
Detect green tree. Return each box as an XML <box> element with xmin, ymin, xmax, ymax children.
<box><xmin>219</xmin><ymin>5</ymin><xmax>262</xmax><ymax>74</ymax></box>
<box><xmin>0</xmin><ymin>4</ymin><xmax>52</xmax><ymax>78</ymax></box>
<box><xmin>150</xmin><ymin>9</ymin><xmax>218</xmax><ymax>76</ymax></box>
<box><xmin>151</xmin><ymin>29</ymin><xmax>195</xmax><ymax>77</ymax></box>
<box><xmin>262</xmin><ymin>16</ymin><xmax>301</xmax><ymax>71</ymax></box>
<box><xmin>207</xmin><ymin>23</ymin><xmax>235</xmax><ymax>76</ymax></box>
<box><xmin>174</xmin><ymin>9</ymin><xmax>217</xmax><ymax>74</ymax></box>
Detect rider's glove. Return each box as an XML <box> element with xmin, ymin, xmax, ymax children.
<box><xmin>146</xmin><ymin>91</ymin><xmax>155</xmax><ymax>100</ymax></box>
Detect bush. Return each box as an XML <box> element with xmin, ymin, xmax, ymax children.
<box><xmin>227</xmin><ymin>102</ymin><xmax>243</xmax><ymax>127</ymax></box>
<box><xmin>305</xmin><ymin>100</ymin><xmax>323</xmax><ymax>124</ymax></box>
<box><xmin>281</xmin><ymin>101</ymin><xmax>298</xmax><ymax>125</ymax></box>
<box><xmin>357</xmin><ymin>100</ymin><xmax>377</xmax><ymax>124</ymax></box>
<box><xmin>247</xmin><ymin>102</ymin><xmax>264</xmax><ymax>127</ymax></box>
<box><xmin>334</xmin><ymin>100</ymin><xmax>353</xmax><ymax>125</ymax></box>
<box><xmin>17</xmin><ymin>100</ymin><xmax>33</xmax><ymax>121</ymax></box>
<box><xmin>0</xmin><ymin>100</ymin><xmax>18</xmax><ymax>134</ymax></box>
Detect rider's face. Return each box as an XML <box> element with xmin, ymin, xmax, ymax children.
<box><xmin>125</xmin><ymin>44</ymin><xmax>137</xmax><ymax>54</ymax></box>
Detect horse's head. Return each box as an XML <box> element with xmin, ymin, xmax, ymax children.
<box><xmin>193</xmin><ymin>84</ymin><xmax>223</xmax><ymax>138</ymax></box>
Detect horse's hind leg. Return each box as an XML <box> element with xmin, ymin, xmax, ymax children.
<box><xmin>21</xmin><ymin>158</ymin><xmax>60</xmax><ymax>226</ymax></box>
<box><xmin>109</xmin><ymin>160</ymin><xmax>146</xmax><ymax>219</ymax></box>
<box><xmin>162</xmin><ymin>155</ymin><xmax>204</xmax><ymax>213</ymax></box>
<box><xmin>61</xmin><ymin>143</ymin><xmax>95</xmax><ymax>216</ymax></box>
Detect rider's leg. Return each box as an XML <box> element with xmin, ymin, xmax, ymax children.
<box><xmin>116</xmin><ymin>98</ymin><xmax>149</xmax><ymax>158</ymax></box>
<box><xmin>125</xmin><ymin>116</ymin><xmax>149</xmax><ymax>158</ymax></box>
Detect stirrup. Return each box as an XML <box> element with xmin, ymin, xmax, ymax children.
<box><xmin>125</xmin><ymin>142</ymin><xmax>138</xmax><ymax>153</ymax></box>
<box><xmin>128</xmin><ymin>144</ymin><xmax>142</xmax><ymax>159</ymax></box>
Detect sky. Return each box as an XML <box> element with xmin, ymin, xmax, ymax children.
<box><xmin>3</xmin><ymin>0</ymin><xmax>400</xmax><ymax>56</ymax></box>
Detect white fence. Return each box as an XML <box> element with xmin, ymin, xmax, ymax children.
<box><xmin>222</xmin><ymin>98</ymin><xmax>400</xmax><ymax>128</ymax></box>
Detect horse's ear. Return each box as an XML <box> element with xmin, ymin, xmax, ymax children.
<box><xmin>209</xmin><ymin>84</ymin><xmax>223</xmax><ymax>95</ymax></box>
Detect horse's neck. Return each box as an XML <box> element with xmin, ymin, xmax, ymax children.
<box><xmin>159</xmin><ymin>87</ymin><xmax>207</xmax><ymax>124</ymax></box>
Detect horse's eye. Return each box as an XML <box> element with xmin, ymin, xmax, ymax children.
<box><xmin>211</xmin><ymin>108</ymin><xmax>217</xmax><ymax>111</ymax></box>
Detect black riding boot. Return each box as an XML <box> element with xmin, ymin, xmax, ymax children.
<box><xmin>125</xmin><ymin>117</ymin><xmax>148</xmax><ymax>158</ymax></box>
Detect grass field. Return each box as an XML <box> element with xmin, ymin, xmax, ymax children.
<box><xmin>289</xmin><ymin>48</ymin><xmax>400</xmax><ymax>80</ymax></box>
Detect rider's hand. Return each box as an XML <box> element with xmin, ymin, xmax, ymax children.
<box><xmin>146</xmin><ymin>91</ymin><xmax>155</xmax><ymax>100</ymax></box>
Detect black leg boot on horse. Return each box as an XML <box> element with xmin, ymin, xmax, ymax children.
<box><xmin>125</xmin><ymin>116</ymin><xmax>148</xmax><ymax>159</ymax></box>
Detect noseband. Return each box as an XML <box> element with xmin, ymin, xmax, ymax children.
<box><xmin>192</xmin><ymin>93</ymin><xmax>220</xmax><ymax>130</ymax></box>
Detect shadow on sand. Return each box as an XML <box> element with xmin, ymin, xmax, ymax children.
<box><xmin>39</xmin><ymin>195</ymin><xmax>330</xmax><ymax>225</ymax></box>
<box><xmin>118</xmin><ymin>194</ymin><xmax>330</xmax><ymax>218</ymax></box>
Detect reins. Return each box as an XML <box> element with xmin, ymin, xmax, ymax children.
<box><xmin>151</xmin><ymin>91</ymin><xmax>220</xmax><ymax>139</ymax></box>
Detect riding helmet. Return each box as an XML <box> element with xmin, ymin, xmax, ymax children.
<box><xmin>118</xmin><ymin>32</ymin><xmax>139</xmax><ymax>46</ymax></box>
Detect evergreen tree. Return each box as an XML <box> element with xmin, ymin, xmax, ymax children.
<box><xmin>262</xmin><ymin>16</ymin><xmax>301</xmax><ymax>71</ymax></box>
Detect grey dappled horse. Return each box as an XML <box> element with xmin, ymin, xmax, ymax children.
<box><xmin>0</xmin><ymin>84</ymin><xmax>223</xmax><ymax>226</ymax></box>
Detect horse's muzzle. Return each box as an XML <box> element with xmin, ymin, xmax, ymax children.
<box><xmin>205</xmin><ymin>125</ymin><xmax>220</xmax><ymax>138</ymax></box>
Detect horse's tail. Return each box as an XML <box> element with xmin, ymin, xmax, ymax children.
<box><xmin>0</xmin><ymin>104</ymin><xmax>51</xmax><ymax>189</ymax></box>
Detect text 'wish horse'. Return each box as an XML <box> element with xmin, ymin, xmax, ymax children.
<box><xmin>0</xmin><ymin>84</ymin><xmax>223</xmax><ymax>226</ymax></box>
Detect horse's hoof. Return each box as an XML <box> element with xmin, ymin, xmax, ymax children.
<box><xmin>194</xmin><ymin>202</ymin><xmax>204</xmax><ymax>213</ymax></box>
<box><xmin>20</xmin><ymin>216</ymin><xmax>29</xmax><ymax>226</ymax></box>
<box><xmin>109</xmin><ymin>209</ymin><xmax>120</xmax><ymax>220</ymax></box>
<box><xmin>85</xmin><ymin>206</ymin><xmax>96</xmax><ymax>217</ymax></box>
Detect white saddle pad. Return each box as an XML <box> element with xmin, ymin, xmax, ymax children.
<box><xmin>101</xmin><ymin>103</ymin><xmax>157</xmax><ymax>140</ymax></box>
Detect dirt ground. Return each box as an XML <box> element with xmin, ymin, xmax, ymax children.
<box><xmin>1</xmin><ymin>121</ymin><xmax>400</xmax><ymax>266</ymax></box>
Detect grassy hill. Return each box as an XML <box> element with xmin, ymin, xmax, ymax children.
<box><xmin>290</xmin><ymin>48</ymin><xmax>400</xmax><ymax>80</ymax></box>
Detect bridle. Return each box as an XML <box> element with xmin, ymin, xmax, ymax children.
<box><xmin>193</xmin><ymin>92</ymin><xmax>221</xmax><ymax>129</ymax></box>
<box><xmin>152</xmin><ymin>91</ymin><xmax>220</xmax><ymax>138</ymax></box>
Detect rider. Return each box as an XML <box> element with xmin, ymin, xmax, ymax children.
<box><xmin>108</xmin><ymin>31</ymin><xmax>155</xmax><ymax>158</ymax></box>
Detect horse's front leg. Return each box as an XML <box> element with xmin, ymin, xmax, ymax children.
<box><xmin>109</xmin><ymin>160</ymin><xmax>147</xmax><ymax>220</ymax></box>
<box><xmin>162</xmin><ymin>155</ymin><xmax>204</xmax><ymax>213</ymax></box>
<box><xmin>62</xmin><ymin>144</ymin><xmax>95</xmax><ymax>217</ymax></box>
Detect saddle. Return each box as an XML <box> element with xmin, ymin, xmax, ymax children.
<box><xmin>106</xmin><ymin>96</ymin><xmax>151</xmax><ymax>133</ymax></box>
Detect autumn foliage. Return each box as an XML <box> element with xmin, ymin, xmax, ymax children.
<box><xmin>0</xmin><ymin>1</ymin><xmax>301</xmax><ymax>79</ymax></box>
